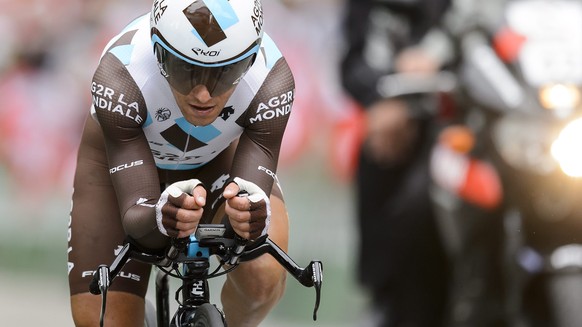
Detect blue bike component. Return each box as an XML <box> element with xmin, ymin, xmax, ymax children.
<box><xmin>187</xmin><ymin>234</ymin><xmax>210</xmax><ymax>258</ymax></box>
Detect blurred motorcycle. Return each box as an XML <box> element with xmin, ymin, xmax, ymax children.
<box><xmin>429</xmin><ymin>1</ymin><xmax>582</xmax><ymax>326</ymax></box>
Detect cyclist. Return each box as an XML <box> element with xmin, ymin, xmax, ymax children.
<box><xmin>67</xmin><ymin>1</ymin><xmax>295</xmax><ymax>326</ymax></box>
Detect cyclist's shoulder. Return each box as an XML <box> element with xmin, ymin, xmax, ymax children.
<box><xmin>91</xmin><ymin>15</ymin><xmax>153</xmax><ymax>130</ymax></box>
<box><xmin>91</xmin><ymin>13</ymin><xmax>163</xmax><ymax>127</ymax></box>
<box><xmin>94</xmin><ymin>13</ymin><xmax>157</xmax><ymax>85</ymax></box>
<box><xmin>257</xmin><ymin>33</ymin><xmax>290</xmax><ymax>74</ymax></box>
<box><xmin>236</xmin><ymin>35</ymin><xmax>294</xmax><ymax>129</ymax></box>
<box><xmin>98</xmin><ymin>13</ymin><xmax>150</xmax><ymax>60</ymax></box>
<box><xmin>243</xmin><ymin>33</ymin><xmax>294</xmax><ymax>94</ymax></box>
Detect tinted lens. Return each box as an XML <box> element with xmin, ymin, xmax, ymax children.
<box><xmin>154</xmin><ymin>43</ymin><xmax>254</xmax><ymax>96</ymax></box>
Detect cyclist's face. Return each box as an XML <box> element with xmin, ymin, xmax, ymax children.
<box><xmin>171</xmin><ymin>84</ymin><xmax>236</xmax><ymax>126</ymax></box>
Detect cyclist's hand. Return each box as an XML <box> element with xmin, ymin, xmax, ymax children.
<box><xmin>223</xmin><ymin>177</ymin><xmax>271</xmax><ymax>240</ymax></box>
<box><xmin>155</xmin><ymin>179</ymin><xmax>206</xmax><ymax>238</ymax></box>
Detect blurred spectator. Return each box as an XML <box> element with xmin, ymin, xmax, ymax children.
<box><xmin>265</xmin><ymin>0</ymin><xmax>351</xmax><ymax>168</ymax></box>
<box><xmin>339</xmin><ymin>0</ymin><xmax>453</xmax><ymax>326</ymax></box>
<box><xmin>0</xmin><ymin>0</ymin><xmax>151</xmax><ymax>206</ymax></box>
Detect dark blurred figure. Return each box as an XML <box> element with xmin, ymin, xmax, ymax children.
<box><xmin>340</xmin><ymin>0</ymin><xmax>452</xmax><ymax>326</ymax></box>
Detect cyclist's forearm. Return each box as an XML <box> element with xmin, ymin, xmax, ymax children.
<box><xmin>231</xmin><ymin>58</ymin><xmax>294</xmax><ymax>196</ymax></box>
<box><xmin>230</xmin><ymin>132</ymin><xmax>278</xmax><ymax>198</ymax></box>
<box><xmin>104</xmin><ymin>141</ymin><xmax>166</xmax><ymax>250</ymax></box>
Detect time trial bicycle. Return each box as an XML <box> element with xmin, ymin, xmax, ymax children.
<box><xmin>89</xmin><ymin>223</ymin><xmax>323</xmax><ymax>326</ymax></box>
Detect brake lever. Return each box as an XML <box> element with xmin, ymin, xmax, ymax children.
<box><xmin>252</xmin><ymin>238</ymin><xmax>323</xmax><ymax>320</ymax></box>
<box><xmin>88</xmin><ymin>241</ymin><xmax>133</xmax><ymax>327</ymax></box>
<box><xmin>308</xmin><ymin>260</ymin><xmax>323</xmax><ymax>320</ymax></box>
<box><xmin>88</xmin><ymin>265</ymin><xmax>111</xmax><ymax>327</ymax></box>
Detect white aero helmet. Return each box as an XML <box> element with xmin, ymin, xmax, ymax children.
<box><xmin>151</xmin><ymin>0</ymin><xmax>264</xmax><ymax>96</ymax></box>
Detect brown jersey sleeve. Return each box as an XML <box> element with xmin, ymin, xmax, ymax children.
<box><xmin>232</xmin><ymin>58</ymin><xmax>295</xmax><ymax>195</ymax></box>
<box><xmin>91</xmin><ymin>52</ymin><xmax>167</xmax><ymax>250</ymax></box>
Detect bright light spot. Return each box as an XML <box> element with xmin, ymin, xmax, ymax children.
<box><xmin>539</xmin><ymin>84</ymin><xmax>580</xmax><ymax>110</ymax></box>
<box><xmin>551</xmin><ymin>118</ymin><xmax>582</xmax><ymax>177</ymax></box>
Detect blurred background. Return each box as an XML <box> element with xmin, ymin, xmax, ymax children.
<box><xmin>0</xmin><ymin>0</ymin><xmax>368</xmax><ymax>325</ymax></box>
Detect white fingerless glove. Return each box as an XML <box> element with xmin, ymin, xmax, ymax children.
<box><xmin>155</xmin><ymin>179</ymin><xmax>202</xmax><ymax>237</ymax></box>
<box><xmin>233</xmin><ymin>177</ymin><xmax>271</xmax><ymax>237</ymax></box>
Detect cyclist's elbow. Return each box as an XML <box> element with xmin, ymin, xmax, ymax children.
<box><xmin>122</xmin><ymin>210</ymin><xmax>168</xmax><ymax>250</ymax></box>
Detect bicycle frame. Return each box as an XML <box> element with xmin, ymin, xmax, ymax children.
<box><xmin>89</xmin><ymin>224</ymin><xmax>323</xmax><ymax>327</ymax></box>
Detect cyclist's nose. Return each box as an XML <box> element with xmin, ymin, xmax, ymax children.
<box><xmin>190</xmin><ymin>84</ymin><xmax>212</xmax><ymax>101</ymax></box>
